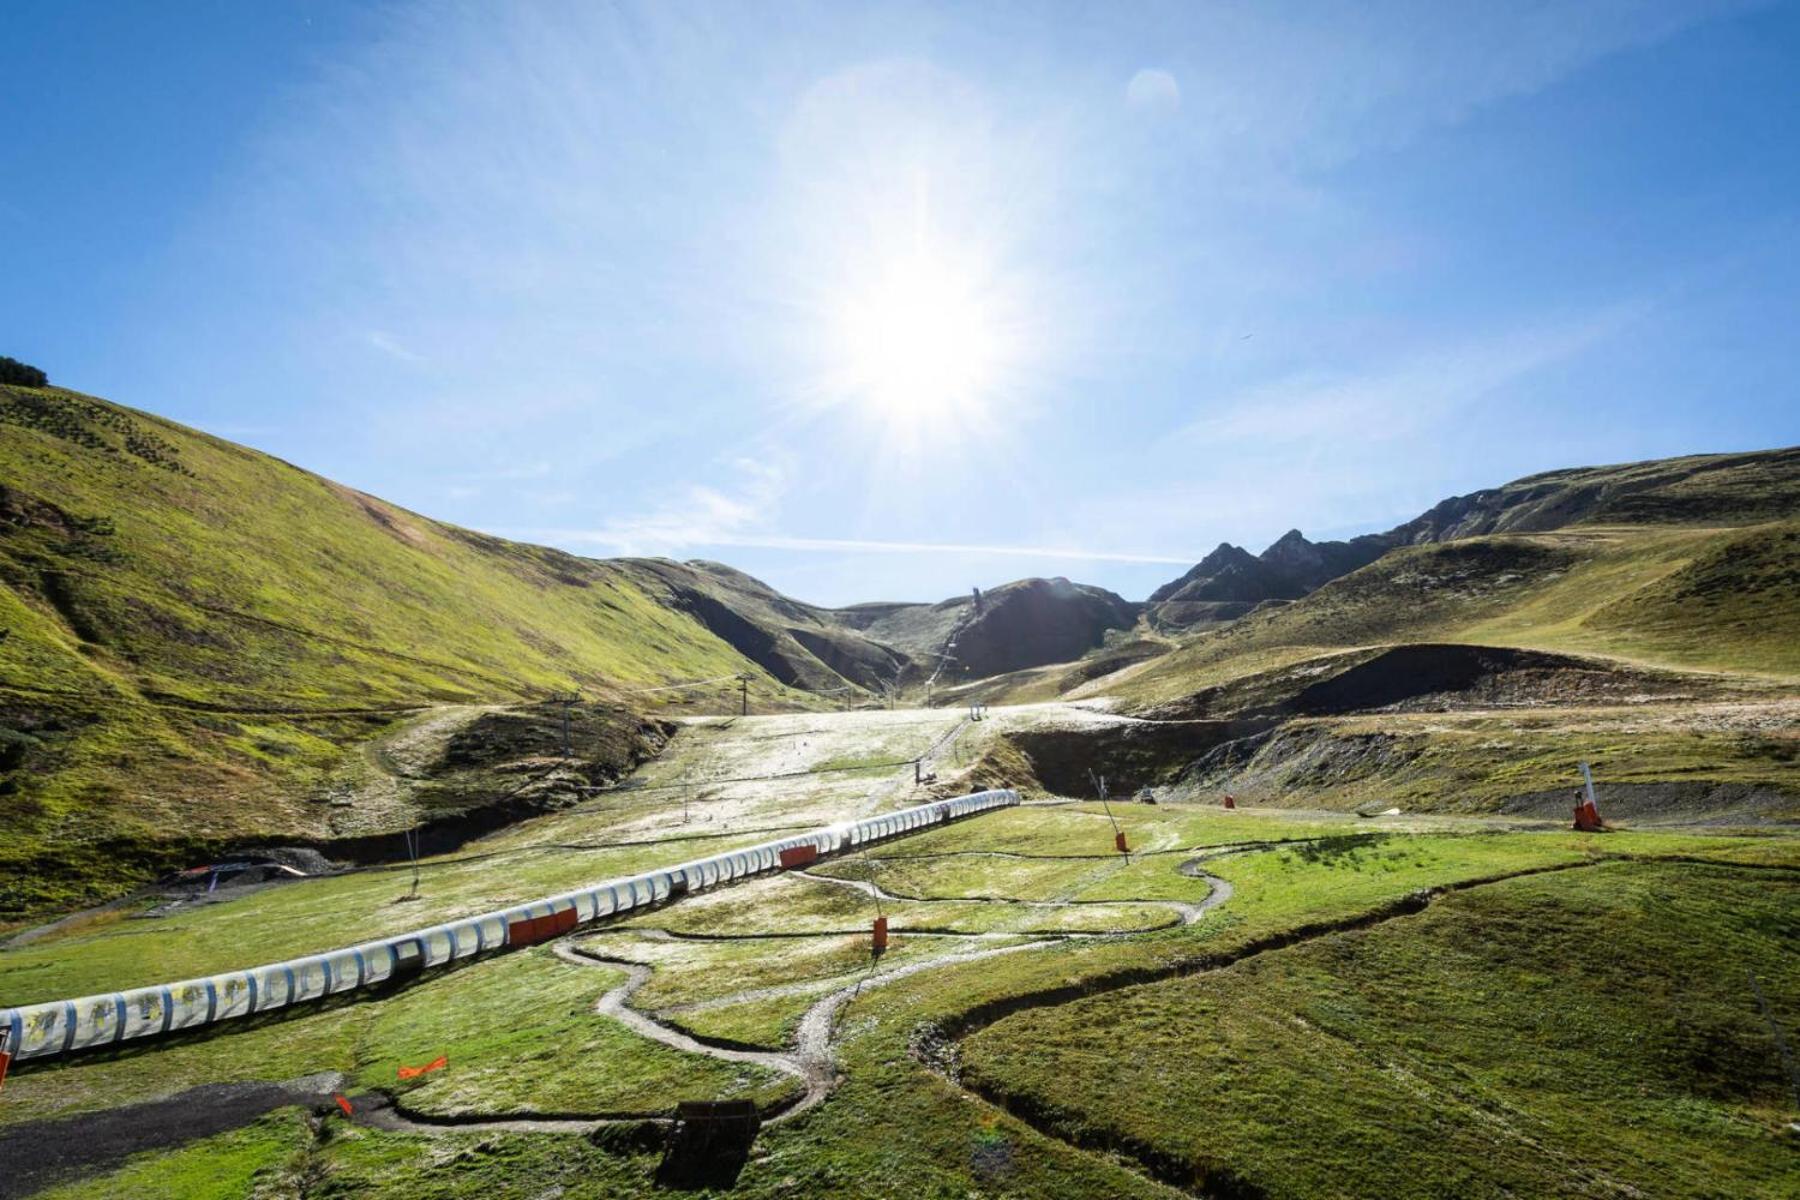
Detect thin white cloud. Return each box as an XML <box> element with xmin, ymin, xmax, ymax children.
<box><xmin>515</xmin><ymin>528</ymin><xmax>1194</xmax><ymax>565</ymax></box>
<box><xmin>539</xmin><ymin>453</ymin><xmax>790</xmax><ymax>557</ymax></box>
<box><xmin>366</xmin><ymin>330</ymin><xmax>424</xmax><ymax>364</ymax></box>
<box><xmin>1126</xmin><ymin>68</ymin><xmax>1180</xmax><ymax>113</ymax></box>
<box><xmin>1183</xmin><ymin>303</ymin><xmax>1646</xmax><ymax>448</ymax></box>
<box><xmin>501</xmin><ymin>448</ymin><xmax>1191</xmax><ymax>563</ymax></box>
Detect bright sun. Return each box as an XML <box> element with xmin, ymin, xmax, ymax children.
<box><xmin>836</xmin><ymin>251</ymin><xmax>1005</xmax><ymax>429</ymax></box>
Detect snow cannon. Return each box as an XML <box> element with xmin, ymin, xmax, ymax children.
<box><xmin>1573</xmin><ymin>793</ymin><xmax>1605</xmax><ymax>831</ymax></box>
<box><xmin>1574</xmin><ymin>762</ymin><xmax>1608</xmax><ymax>832</ymax></box>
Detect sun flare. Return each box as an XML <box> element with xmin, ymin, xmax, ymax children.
<box><xmin>833</xmin><ymin>249</ymin><xmax>1010</xmax><ymax>435</ymax></box>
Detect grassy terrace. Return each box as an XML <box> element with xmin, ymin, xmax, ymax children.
<box><xmin>959</xmin><ymin>861</ymin><xmax>1799</xmax><ymax>1199</ymax></box>
<box><xmin>9</xmin><ymin>793</ymin><xmax>1795</xmax><ymax>1198</ymax></box>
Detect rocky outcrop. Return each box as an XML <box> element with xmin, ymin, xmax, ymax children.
<box><xmin>1149</xmin><ymin>531</ymin><xmax>1386</xmax><ymax>629</ymax></box>
<box><xmin>1148</xmin><ymin>447</ymin><xmax>1800</xmax><ymax>631</ymax></box>
<box><xmin>844</xmin><ymin>578</ymin><xmax>1140</xmax><ymax>680</ymax></box>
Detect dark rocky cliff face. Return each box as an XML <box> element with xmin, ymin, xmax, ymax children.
<box><xmin>946</xmin><ymin>578</ymin><xmax>1140</xmax><ymax>677</ymax></box>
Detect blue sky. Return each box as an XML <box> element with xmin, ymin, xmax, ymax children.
<box><xmin>6</xmin><ymin>0</ymin><xmax>1797</xmax><ymax>606</ymax></box>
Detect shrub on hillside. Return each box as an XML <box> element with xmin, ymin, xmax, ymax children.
<box><xmin>0</xmin><ymin>357</ymin><xmax>48</xmax><ymax>387</ymax></box>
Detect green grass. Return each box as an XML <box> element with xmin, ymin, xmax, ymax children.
<box><xmin>6</xmin><ymin>706</ymin><xmax>1798</xmax><ymax>1198</ymax></box>
<box><xmin>31</xmin><ymin>1107</ymin><xmax>319</xmax><ymax>1200</ymax></box>
<box><xmin>33</xmin><ymin>1107</ymin><xmax>667</xmax><ymax>1199</ymax></box>
<box><xmin>356</xmin><ymin>949</ymin><xmax>798</xmax><ymax>1116</ymax></box>
<box><xmin>0</xmin><ymin>823</ymin><xmax>787</xmax><ymax>1004</ymax></box>
<box><xmin>1114</xmin><ymin>525</ymin><xmax>1800</xmax><ymax>712</ymax></box>
<box><xmin>7</xmin><ymin>816</ymin><xmax>1797</xmax><ymax>1198</ymax></box>
<box><xmin>0</xmin><ymin>1001</ymin><xmax>372</xmax><ymax>1128</ymax></box>
<box><xmin>959</xmin><ymin>861</ymin><xmax>1799</xmax><ymax>1199</ymax></box>
<box><xmin>0</xmin><ymin>385</ymin><xmax>822</xmax><ymax>910</ymax></box>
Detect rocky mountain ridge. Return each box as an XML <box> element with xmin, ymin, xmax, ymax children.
<box><xmin>1144</xmin><ymin>447</ymin><xmax>1800</xmax><ymax>629</ymax></box>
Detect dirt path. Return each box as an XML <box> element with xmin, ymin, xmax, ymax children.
<box><xmin>562</xmin><ymin>943</ymin><xmax>831</xmax><ymax>1121</ymax></box>
<box><xmin>0</xmin><ymin>779</ymin><xmax>1247</xmax><ymax>1187</ymax></box>
<box><xmin>343</xmin><ymin>844</ymin><xmax>1240</xmax><ymax>1143</ymax></box>
<box><xmin>0</xmin><ymin>1074</ymin><xmax>347</xmax><ymax>1200</ymax></box>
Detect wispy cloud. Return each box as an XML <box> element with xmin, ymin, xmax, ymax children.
<box><xmin>366</xmin><ymin>330</ymin><xmax>424</xmax><ymax>364</ymax></box>
<box><xmin>501</xmin><ymin>447</ymin><xmax>1192</xmax><ymax>563</ymax></box>
<box><xmin>1182</xmin><ymin>303</ymin><xmax>1646</xmax><ymax>448</ymax></box>
<box><xmin>519</xmin><ymin>528</ymin><xmax>1194</xmax><ymax>565</ymax></box>
<box><xmin>530</xmin><ymin>454</ymin><xmax>790</xmax><ymax>557</ymax></box>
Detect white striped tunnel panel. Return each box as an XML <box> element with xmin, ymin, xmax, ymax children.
<box><xmin>212</xmin><ymin>974</ymin><xmax>257</xmax><ymax>1020</ymax></box>
<box><xmin>166</xmin><ymin>982</ymin><xmax>211</xmax><ymax>1032</ymax></box>
<box><xmin>121</xmin><ymin>987</ymin><xmax>170</xmax><ymax>1040</ymax></box>
<box><xmin>0</xmin><ymin>789</ymin><xmax>1018</xmax><ymax>1063</ymax></box>
<box><xmin>65</xmin><ymin>995</ymin><xmax>125</xmax><ymax>1052</ymax></box>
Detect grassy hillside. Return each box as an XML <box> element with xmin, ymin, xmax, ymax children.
<box><xmin>619</xmin><ymin>558</ymin><xmax>907</xmax><ymax>693</ymax></box>
<box><xmin>0</xmin><ymin>385</ymin><xmax>826</xmax><ymax>911</ymax></box>
<box><xmin>961</xmin><ymin>860</ymin><xmax>1798</xmax><ymax>1199</ymax></box>
<box><xmin>1107</xmin><ymin>522</ymin><xmax>1800</xmax><ymax>709</ymax></box>
<box><xmin>841</xmin><ymin>577</ymin><xmax>1139</xmax><ymax>680</ymax></box>
<box><xmin>1049</xmin><ymin>487</ymin><xmax>1800</xmax><ymax>819</ymax></box>
<box><xmin>10</xmin><ymin>728</ymin><xmax>1793</xmax><ymax>1199</ymax></box>
<box><xmin>1387</xmin><ymin>445</ymin><xmax>1800</xmax><ymax>539</ymax></box>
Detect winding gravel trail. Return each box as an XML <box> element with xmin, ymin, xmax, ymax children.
<box><xmin>355</xmin><ymin>850</ymin><xmax>1236</xmax><ymax>1140</ymax></box>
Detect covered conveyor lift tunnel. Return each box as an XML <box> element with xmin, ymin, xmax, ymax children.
<box><xmin>1</xmin><ymin>790</ymin><xmax>1019</xmax><ymax>1069</ymax></box>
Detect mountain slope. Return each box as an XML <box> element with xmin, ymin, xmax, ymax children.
<box><xmin>1145</xmin><ymin>447</ymin><xmax>1800</xmax><ymax>632</ymax></box>
<box><xmin>1108</xmin><ymin>521</ymin><xmax>1800</xmax><ymax>711</ymax></box>
<box><xmin>1387</xmin><ymin>446</ymin><xmax>1800</xmax><ymax>540</ymax></box>
<box><xmin>1148</xmin><ymin>532</ymin><xmax>1390</xmax><ymax>631</ymax></box>
<box><xmin>0</xmin><ymin>385</ymin><xmax>863</xmax><ymax>910</ymax></box>
<box><xmin>839</xmin><ymin>577</ymin><xmax>1139</xmax><ymax>681</ymax></box>
<box><xmin>617</xmin><ymin>558</ymin><xmax>906</xmax><ymax>693</ymax></box>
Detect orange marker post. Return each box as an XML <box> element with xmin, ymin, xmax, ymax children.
<box><xmin>871</xmin><ymin>915</ymin><xmax>889</xmax><ymax>954</ymax></box>
<box><xmin>1114</xmin><ymin>830</ymin><xmax>1129</xmax><ymax>855</ymax></box>
<box><xmin>334</xmin><ymin>1094</ymin><xmax>354</xmax><ymax>1117</ymax></box>
<box><xmin>1222</xmin><ymin>794</ymin><xmax>1236</xmax><ymax>810</ymax></box>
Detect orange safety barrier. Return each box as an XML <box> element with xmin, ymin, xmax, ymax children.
<box><xmin>334</xmin><ymin>1094</ymin><xmax>354</xmax><ymax>1117</ymax></box>
<box><xmin>778</xmin><ymin>845</ymin><xmax>818</xmax><ymax>869</ymax></box>
<box><xmin>871</xmin><ymin>916</ymin><xmax>889</xmax><ymax>953</ymax></box>
<box><xmin>1222</xmin><ymin>794</ymin><xmax>1236</xmax><ymax>810</ymax></box>
<box><xmin>1114</xmin><ymin>831</ymin><xmax>1129</xmax><ymax>854</ymax></box>
<box><xmin>398</xmin><ymin>1054</ymin><xmax>448</xmax><ymax>1081</ymax></box>
<box><xmin>508</xmin><ymin>907</ymin><xmax>579</xmax><ymax>947</ymax></box>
